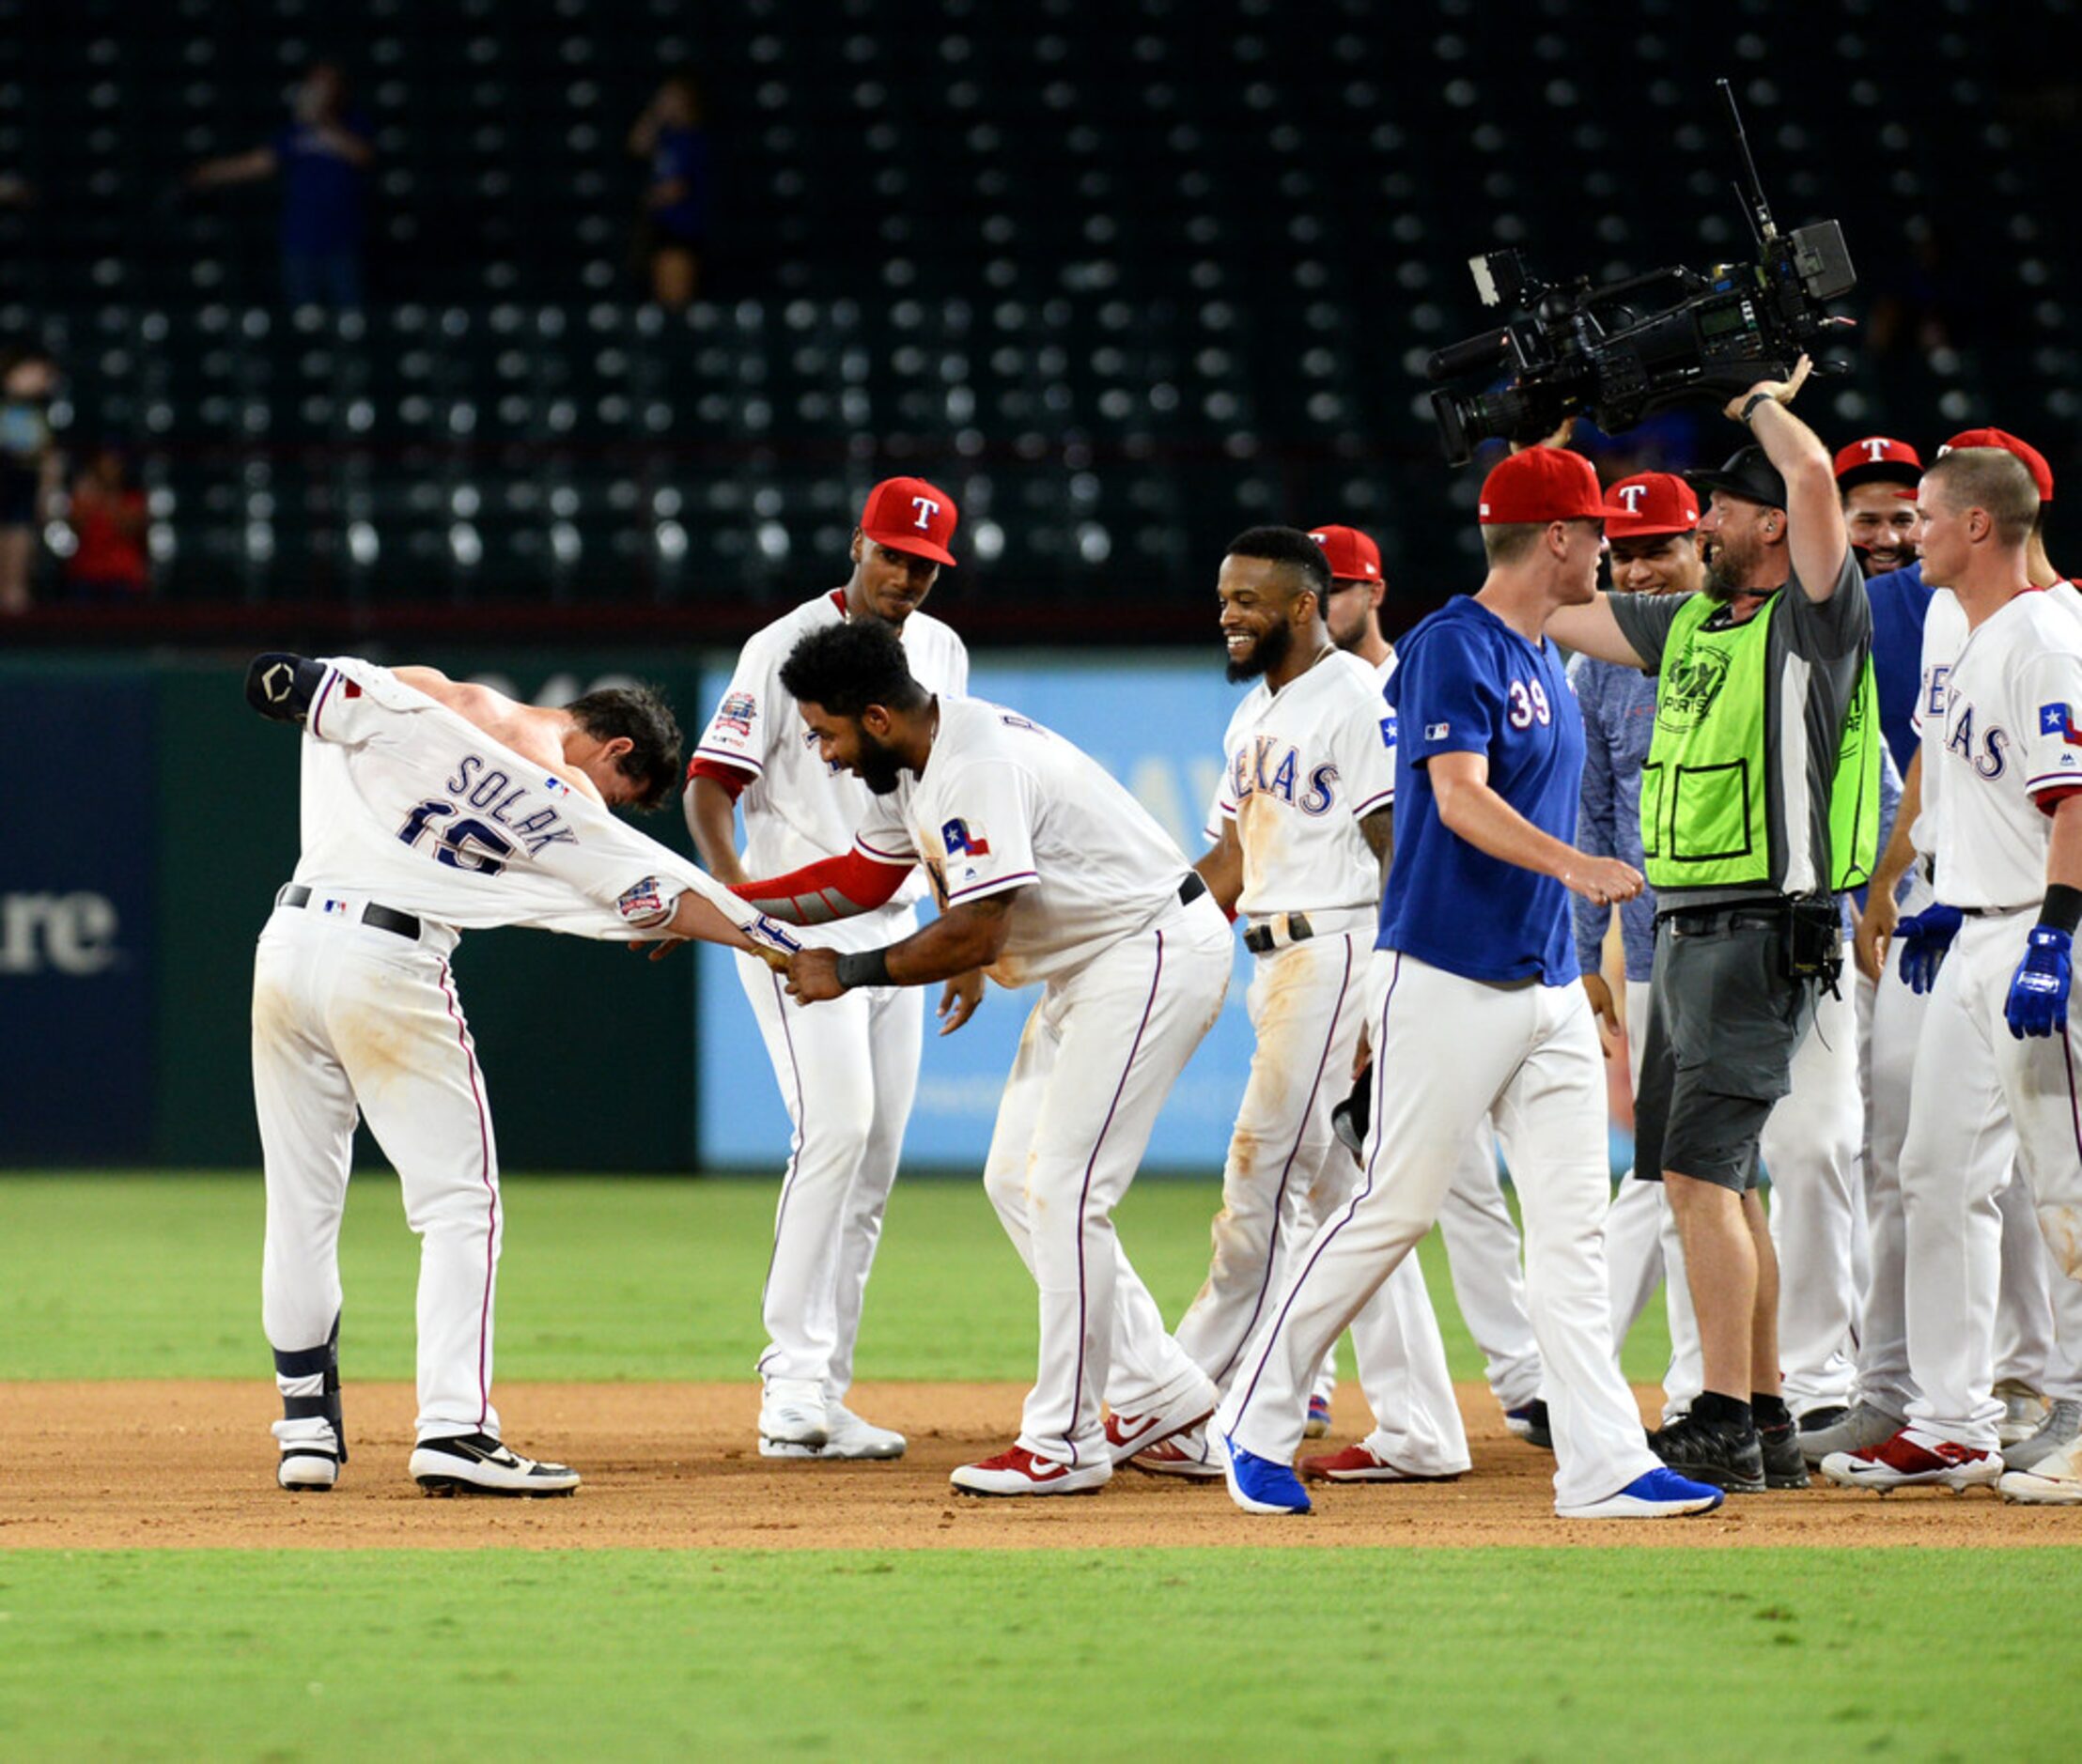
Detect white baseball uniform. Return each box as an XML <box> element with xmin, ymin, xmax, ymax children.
<box><xmin>693</xmin><ymin>593</ymin><xmax>968</xmax><ymax>1408</ymax></box>
<box><xmin>1901</xmin><ymin>585</ymin><xmax>2082</xmax><ymax>1450</ymax></box>
<box><xmin>1217</xmin><ymin>596</ymin><xmax>1660</xmax><ymax>1511</ymax></box>
<box><xmin>848</xmin><ymin>695</ymin><xmax>1233</xmax><ymax>1467</ymax></box>
<box><xmin>256</xmin><ymin>658</ymin><xmax>784</xmax><ymax>1460</ymax></box>
<box><xmin>1173</xmin><ymin>649</ymin><xmax>1468</xmax><ymax>1475</ymax></box>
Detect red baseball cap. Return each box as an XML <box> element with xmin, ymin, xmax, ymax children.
<box><xmin>1601</xmin><ymin>472</ymin><xmax>1700</xmax><ymax>540</ymax></box>
<box><xmin>1833</xmin><ymin>436</ymin><xmax>1924</xmax><ymax>492</ymax></box>
<box><xmin>1939</xmin><ymin>429</ymin><xmax>2054</xmax><ymax>503</ymax></box>
<box><xmin>859</xmin><ymin>476</ymin><xmax>959</xmax><ymax>565</ymax></box>
<box><xmin>1478</xmin><ymin>448</ymin><xmax>1608</xmax><ymax>525</ymax></box>
<box><xmin>1307</xmin><ymin>524</ymin><xmax>1382</xmax><ymax>582</ymax></box>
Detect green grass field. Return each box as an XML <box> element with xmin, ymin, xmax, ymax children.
<box><xmin>3</xmin><ymin>1174</ymin><xmax>2076</xmax><ymax>1761</ymax></box>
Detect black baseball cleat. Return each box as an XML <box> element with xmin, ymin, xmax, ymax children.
<box><xmin>1647</xmin><ymin>1414</ymin><xmax>1767</xmax><ymax>1493</ymax></box>
<box><xmin>1504</xmin><ymin>1400</ymin><xmax>1553</xmax><ymax>1450</ymax></box>
<box><xmin>1758</xmin><ymin>1418</ymin><xmax>1813</xmax><ymax>1490</ymax></box>
<box><xmin>408</xmin><ymin>1432</ymin><xmax>581</xmax><ymax>1497</ymax></box>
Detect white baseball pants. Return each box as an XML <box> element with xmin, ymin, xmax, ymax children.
<box><xmin>738</xmin><ymin>924</ymin><xmax>921</xmax><ymax>1403</ymax></box>
<box><xmin>1759</xmin><ymin>939</ymin><xmax>1864</xmax><ymax>1416</ymax></box>
<box><xmin>1173</xmin><ymin>926</ymin><xmax>1374</xmax><ymax>1386</ymax></box>
<box><xmin>1902</xmin><ymin>907</ymin><xmax>2082</xmax><ymax>1450</ymax></box>
<box><xmin>1219</xmin><ymin>952</ymin><xmax>1660</xmax><ymax>1510</ymax></box>
<box><xmin>1604</xmin><ymin>979</ymin><xmax>1703</xmax><ymax>1416</ymax></box>
<box><xmin>983</xmin><ymin>899</ymin><xmax>1235</xmax><ymax>1467</ymax></box>
<box><xmin>253</xmin><ymin>901</ymin><xmax>501</xmax><ymax>1448</ymax></box>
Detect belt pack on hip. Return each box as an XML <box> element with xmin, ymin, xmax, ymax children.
<box><xmin>1661</xmin><ymin>893</ymin><xmax>1841</xmax><ymax>993</ymax></box>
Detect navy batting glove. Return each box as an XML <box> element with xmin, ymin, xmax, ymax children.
<box><xmin>2006</xmin><ymin>926</ymin><xmax>2073</xmax><ymax>1039</ymax></box>
<box><xmin>1896</xmin><ymin>903</ymin><xmax>1965</xmax><ymax>996</ymax></box>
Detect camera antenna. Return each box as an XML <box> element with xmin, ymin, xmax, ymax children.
<box><xmin>1719</xmin><ymin>78</ymin><xmax>1779</xmax><ymax>246</ymax></box>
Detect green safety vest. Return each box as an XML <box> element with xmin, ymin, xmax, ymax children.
<box><xmin>1639</xmin><ymin>590</ymin><xmax>1880</xmax><ymax>893</ymax></box>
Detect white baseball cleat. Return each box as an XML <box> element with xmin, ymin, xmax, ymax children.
<box><xmin>757</xmin><ymin>1380</ymin><xmax>831</xmax><ymax>1454</ymax></box>
<box><xmin>1820</xmin><ymin>1428</ymin><xmax>2002</xmax><ymax>1494</ymax></box>
<box><xmin>805</xmin><ymin>1403</ymin><xmax>907</xmax><ymax>1461</ymax></box>
<box><xmin>950</xmin><ymin>1445</ymin><xmax>1111</xmax><ymax>1496</ymax></box>
<box><xmin>1999</xmin><ymin>1438</ymin><xmax>2082</xmax><ymax>1505</ymax></box>
<box><xmin>277</xmin><ymin>1448</ymin><xmax>340</xmax><ymax>1492</ymax></box>
<box><xmin>1102</xmin><ymin>1372</ymin><xmax>1219</xmax><ymax>1466</ymax></box>
<box><xmin>409</xmin><ymin>1432</ymin><xmax>581</xmax><ymax>1497</ymax></box>
<box><xmin>1132</xmin><ymin>1424</ymin><xmax>1224</xmax><ymax>1480</ymax></box>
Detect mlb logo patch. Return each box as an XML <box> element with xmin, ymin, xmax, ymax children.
<box><xmin>543</xmin><ymin>775</ymin><xmax>567</xmax><ymax>794</ymax></box>
<box><xmin>716</xmin><ymin>691</ymin><xmax>756</xmax><ymax>738</ymax></box>
<box><xmin>942</xmin><ymin>817</ymin><xmax>990</xmax><ymax>857</ymax></box>
<box><xmin>322</xmin><ymin>898</ymin><xmax>349</xmax><ymax>916</ymax></box>
<box><xmin>1425</xmin><ymin>721</ymin><xmax>1451</xmax><ymax>741</ymax></box>
<box><xmin>615</xmin><ymin>875</ymin><xmax>670</xmax><ymax>924</ymax></box>
<box><xmin>2041</xmin><ymin>703</ymin><xmax>2082</xmax><ymax>747</ymax></box>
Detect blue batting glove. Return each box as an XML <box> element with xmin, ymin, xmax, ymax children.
<box><xmin>2006</xmin><ymin>926</ymin><xmax>2073</xmax><ymax>1039</ymax></box>
<box><xmin>1896</xmin><ymin>902</ymin><xmax>1965</xmax><ymax>995</ymax></box>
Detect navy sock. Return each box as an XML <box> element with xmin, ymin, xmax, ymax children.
<box><xmin>1692</xmin><ymin>1390</ymin><xmax>1753</xmax><ymax>1429</ymax></box>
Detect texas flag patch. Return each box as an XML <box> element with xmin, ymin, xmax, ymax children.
<box><xmin>2041</xmin><ymin>703</ymin><xmax>2082</xmax><ymax>747</ymax></box>
<box><xmin>942</xmin><ymin>817</ymin><xmax>990</xmax><ymax>857</ymax></box>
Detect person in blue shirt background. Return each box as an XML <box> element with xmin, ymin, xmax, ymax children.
<box><xmin>1835</xmin><ymin>436</ymin><xmax>1930</xmax><ymax>775</ymax></box>
<box><xmin>628</xmin><ymin>70</ymin><xmax>713</xmax><ymax>309</ymax></box>
<box><xmin>1214</xmin><ymin>442</ymin><xmax>1722</xmax><ymax>1524</ymax></box>
<box><xmin>186</xmin><ymin>63</ymin><xmax>374</xmax><ymax>311</ymax></box>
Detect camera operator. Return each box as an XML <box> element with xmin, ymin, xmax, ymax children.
<box><xmin>1549</xmin><ymin>360</ymin><xmax>1881</xmax><ymax>1492</ymax></box>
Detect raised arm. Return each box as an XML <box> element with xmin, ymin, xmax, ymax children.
<box><xmin>735</xmin><ymin>848</ymin><xmax>914</xmax><ymax>924</ymax></box>
<box><xmin>1733</xmin><ymin>359</ymin><xmax>1849</xmax><ymax>601</ymax></box>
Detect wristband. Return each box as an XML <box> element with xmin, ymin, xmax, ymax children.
<box><xmin>1739</xmin><ymin>392</ymin><xmax>1775</xmax><ymax>426</ymax></box>
<box><xmin>2040</xmin><ymin>884</ymin><xmax>2082</xmax><ymax>936</ymax></box>
<box><xmin>833</xmin><ymin>946</ymin><xmax>893</xmax><ymax>990</ymax></box>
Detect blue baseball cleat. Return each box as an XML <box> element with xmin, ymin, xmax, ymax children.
<box><xmin>1221</xmin><ymin>1433</ymin><xmax>1313</xmax><ymax>1516</ymax></box>
<box><xmin>1557</xmin><ymin>1465</ymin><xmax>1725</xmax><ymax>1520</ymax></box>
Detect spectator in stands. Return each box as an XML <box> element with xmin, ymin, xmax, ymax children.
<box><xmin>0</xmin><ymin>345</ymin><xmax>59</xmax><ymax>615</ymax></box>
<box><xmin>186</xmin><ymin>62</ymin><xmax>374</xmax><ymax>310</ymax></box>
<box><xmin>627</xmin><ymin>70</ymin><xmax>712</xmax><ymax>307</ymax></box>
<box><xmin>64</xmin><ymin>443</ymin><xmax>149</xmax><ymax>602</ymax></box>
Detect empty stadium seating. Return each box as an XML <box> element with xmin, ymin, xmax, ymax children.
<box><xmin>0</xmin><ymin>0</ymin><xmax>2074</xmax><ymax>617</ymax></box>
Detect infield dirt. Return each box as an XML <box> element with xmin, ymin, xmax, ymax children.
<box><xmin>3</xmin><ymin>1379</ymin><xmax>2073</xmax><ymax>1550</ymax></box>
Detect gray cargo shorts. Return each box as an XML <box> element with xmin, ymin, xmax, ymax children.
<box><xmin>1631</xmin><ymin>904</ymin><xmax>1817</xmax><ymax>1193</ymax></box>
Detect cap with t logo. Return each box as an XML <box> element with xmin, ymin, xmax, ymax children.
<box><xmin>859</xmin><ymin>476</ymin><xmax>959</xmax><ymax>565</ymax></box>
<box><xmin>1832</xmin><ymin>436</ymin><xmax>1923</xmax><ymax>492</ymax></box>
<box><xmin>1601</xmin><ymin>472</ymin><xmax>1700</xmax><ymax>540</ymax></box>
<box><xmin>1307</xmin><ymin>523</ymin><xmax>1383</xmax><ymax>582</ymax></box>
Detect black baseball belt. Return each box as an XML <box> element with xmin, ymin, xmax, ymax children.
<box><xmin>278</xmin><ymin>883</ymin><xmax>423</xmax><ymax>942</ymax></box>
<box><xmin>1243</xmin><ymin>911</ymin><xmax>1314</xmax><ymax>954</ymax></box>
<box><xmin>1178</xmin><ymin>873</ymin><xmax>1207</xmax><ymax>909</ymax></box>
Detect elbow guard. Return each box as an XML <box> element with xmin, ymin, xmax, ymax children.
<box><xmin>245</xmin><ymin>654</ymin><xmax>328</xmax><ymax>724</ymax></box>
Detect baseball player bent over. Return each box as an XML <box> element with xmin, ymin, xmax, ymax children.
<box><xmin>247</xmin><ymin>655</ymin><xmax>793</xmax><ymax>1495</ymax></box>
<box><xmin>729</xmin><ymin>619</ymin><xmax>1232</xmax><ymax>1495</ymax></box>
<box><xmin>1212</xmin><ymin>447</ymin><xmax>1723</xmax><ymax>1521</ymax></box>
<box><xmin>1142</xmin><ymin>527</ymin><xmax>1470</xmax><ymax>1486</ymax></box>
<box><xmin>1821</xmin><ymin>447</ymin><xmax>2082</xmax><ymax>1501</ymax></box>
<box><xmin>684</xmin><ymin>477</ymin><xmax>971</xmax><ymax>1462</ymax></box>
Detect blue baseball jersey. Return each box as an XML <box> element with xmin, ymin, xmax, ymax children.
<box><xmin>1867</xmin><ymin>561</ymin><xmax>1932</xmax><ymax>774</ymax></box>
<box><xmin>1377</xmin><ymin>596</ymin><xmax>1584</xmax><ymax>985</ymax></box>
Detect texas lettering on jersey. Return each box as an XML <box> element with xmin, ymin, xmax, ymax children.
<box><xmin>1229</xmin><ymin>735</ymin><xmax>1342</xmax><ymax>817</ymax></box>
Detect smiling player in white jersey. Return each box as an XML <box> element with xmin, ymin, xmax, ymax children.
<box><xmin>1819</xmin><ymin>446</ymin><xmax>2082</xmax><ymax>1501</ymax></box>
<box><xmin>1212</xmin><ymin>444</ymin><xmax>1722</xmax><ymax>1522</ymax></box>
<box><xmin>1131</xmin><ymin>527</ymin><xmax>1470</xmax><ymax>1487</ymax></box>
<box><xmin>684</xmin><ymin>477</ymin><xmax>971</xmax><ymax>1463</ymax></box>
<box><xmin>731</xmin><ymin>618</ymin><xmax>1233</xmax><ymax>1495</ymax></box>
<box><xmin>245</xmin><ymin>654</ymin><xmax>793</xmax><ymax>1496</ymax></box>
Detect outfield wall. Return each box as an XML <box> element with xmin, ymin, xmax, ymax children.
<box><xmin>1</xmin><ymin>651</ymin><xmax>1259</xmax><ymax>1173</ymax></box>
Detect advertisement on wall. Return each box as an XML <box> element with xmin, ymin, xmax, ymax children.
<box><xmin>0</xmin><ymin>675</ymin><xmax>157</xmax><ymax>1161</ymax></box>
<box><xmin>694</xmin><ymin>658</ymin><xmax>1265</xmax><ymax>1173</ymax></box>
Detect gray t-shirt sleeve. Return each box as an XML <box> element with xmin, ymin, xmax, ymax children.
<box><xmin>1608</xmin><ymin>590</ymin><xmax>1695</xmax><ymax>674</ymax></box>
<box><xmin>1779</xmin><ymin>547</ymin><xmax>1871</xmax><ymax>660</ymax></box>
